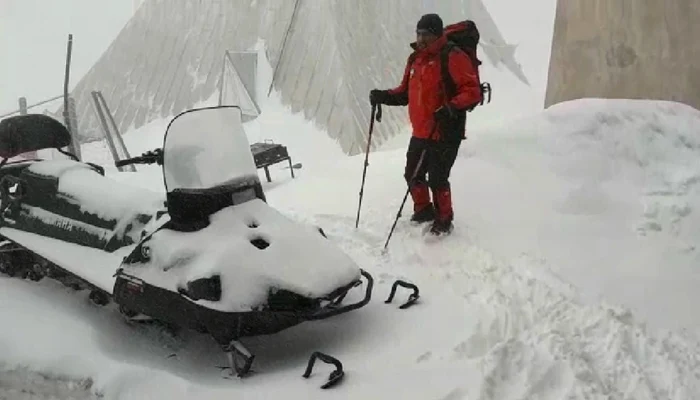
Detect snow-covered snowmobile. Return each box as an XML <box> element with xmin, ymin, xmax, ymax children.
<box><xmin>0</xmin><ymin>106</ymin><xmax>373</xmax><ymax>377</ymax></box>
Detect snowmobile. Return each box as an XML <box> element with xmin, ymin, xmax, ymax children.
<box><xmin>0</xmin><ymin>106</ymin><xmax>374</xmax><ymax>377</ymax></box>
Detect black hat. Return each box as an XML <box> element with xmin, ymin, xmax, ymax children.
<box><xmin>416</xmin><ymin>13</ymin><xmax>443</xmax><ymax>37</ymax></box>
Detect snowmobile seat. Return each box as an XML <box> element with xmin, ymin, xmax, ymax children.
<box><xmin>19</xmin><ymin>162</ymin><xmax>83</xmax><ymax>208</ymax></box>
<box><xmin>0</xmin><ymin>114</ymin><xmax>72</xmax><ymax>160</ymax></box>
<box><xmin>165</xmin><ymin>176</ymin><xmax>266</xmax><ymax>232</ymax></box>
<box><xmin>0</xmin><ymin>159</ymin><xmax>161</xmax><ymax>251</ymax></box>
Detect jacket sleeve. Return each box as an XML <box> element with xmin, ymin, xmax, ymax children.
<box><xmin>382</xmin><ymin>55</ymin><xmax>413</xmax><ymax>106</ymax></box>
<box><xmin>446</xmin><ymin>50</ymin><xmax>483</xmax><ymax>110</ymax></box>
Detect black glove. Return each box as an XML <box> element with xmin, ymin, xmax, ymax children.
<box><xmin>434</xmin><ymin>104</ymin><xmax>463</xmax><ymax>142</ymax></box>
<box><xmin>434</xmin><ymin>104</ymin><xmax>456</xmax><ymax>122</ymax></box>
<box><xmin>369</xmin><ymin>89</ymin><xmax>389</xmax><ymax>106</ymax></box>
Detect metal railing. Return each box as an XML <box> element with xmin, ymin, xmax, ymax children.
<box><xmin>0</xmin><ymin>95</ymin><xmax>63</xmax><ymax>119</ymax></box>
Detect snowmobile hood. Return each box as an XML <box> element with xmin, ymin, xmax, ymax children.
<box><xmin>124</xmin><ymin>199</ymin><xmax>362</xmax><ymax>312</ymax></box>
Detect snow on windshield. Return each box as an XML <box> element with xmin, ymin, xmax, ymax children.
<box><xmin>162</xmin><ymin>106</ymin><xmax>258</xmax><ymax>191</ymax></box>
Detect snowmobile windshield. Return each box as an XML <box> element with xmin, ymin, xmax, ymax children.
<box><xmin>162</xmin><ymin>106</ymin><xmax>258</xmax><ymax>193</ymax></box>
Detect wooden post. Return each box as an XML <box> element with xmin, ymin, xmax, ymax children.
<box><xmin>68</xmin><ymin>97</ymin><xmax>81</xmax><ymax>161</ymax></box>
<box><xmin>62</xmin><ymin>33</ymin><xmax>82</xmax><ymax>160</ymax></box>
<box><xmin>16</xmin><ymin>97</ymin><xmax>37</xmax><ymax>160</ymax></box>
<box><xmin>91</xmin><ymin>91</ymin><xmax>124</xmax><ymax>171</ymax></box>
<box><xmin>95</xmin><ymin>91</ymin><xmax>135</xmax><ymax>172</ymax></box>
<box><xmin>18</xmin><ymin>97</ymin><xmax>28</xmax><ymax>115</ymax></box>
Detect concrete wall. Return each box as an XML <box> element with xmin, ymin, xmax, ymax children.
<box><xmin>545</xmin><ymin>0</ymin><xmax>700</xmax><ymax>111</ymax></box>
<box><xmin>61</xmin><ymin>0</ymin><xmax>526</xmax><ymax>156</ymax></box>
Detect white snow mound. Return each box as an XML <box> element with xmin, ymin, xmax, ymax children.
<box><xmin>132</xmin><ymin>198</ymin><xmax>361</xmax><ymax>312</ymax></box>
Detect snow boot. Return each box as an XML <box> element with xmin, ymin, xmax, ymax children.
<box><xmin>409</xmin><ymin>183</ymin><xmax>435</xmax><ymax>223</ymax></box>
<box><xmin>429</xmin><ymin>218</ymin><xmax>453</xmax><ymax>235</ymax></box>
<box><xmin>411</xmin><ymin>204</ymin><xmax>435</xmax><ymax>223</ymax></box>
<box><xmin>430</xmin><ymin>187</ymin><xmax>454</xmax><ymax>235</ymax></box>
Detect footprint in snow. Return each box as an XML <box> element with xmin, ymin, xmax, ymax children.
<box><xmin>439</xmin><ymin>387</ymin><xmax>469</xmax><ymax>400</ymax></box>
<box><xmin>416</xmin><ymin>351</ymin><xmax>432</xmax><ymax>363</ymax></box>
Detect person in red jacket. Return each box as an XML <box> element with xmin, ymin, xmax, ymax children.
<box><xmin>370</xmin><ymin>13</ymin><xmax>482</xmax><ymax>235</ymax></box>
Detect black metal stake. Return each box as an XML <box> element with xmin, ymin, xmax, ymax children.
<box><xmin>385</xmin><ymin>279</ymin><xmax>420</xmax><ymax>309</ymax></box>
<box><xmin>303</xmin><ymin>351</ymin><xmax>345</xmax><ymax>389</ymax></box>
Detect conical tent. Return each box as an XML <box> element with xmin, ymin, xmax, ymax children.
<box><xmin>58</xmin><ymin>0</ymin><xmax>527</xmax><ymax>156</ymax></box>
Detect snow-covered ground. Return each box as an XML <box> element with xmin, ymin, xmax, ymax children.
<box><xmin>2</xmin><ymin>54</ymin><xmax>700</xmax><ymax>398</ymax></box>
<box><xmin>3</xmin><ymin>2</ymin><xmax>700</xmax><ymax>398</ymax></box>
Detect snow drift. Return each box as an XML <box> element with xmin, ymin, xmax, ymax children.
<box><xmin>468</xmin><ymin>98</ymin><xmax>700</xmax><ymax>247</ymax></box>
<box><xmin>451</xmin><ymin>98</ymin><xmax>700</xmax><ymax>334</ymax></box>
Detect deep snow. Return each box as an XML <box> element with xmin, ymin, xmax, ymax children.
<box><xmin>3</xmin><ymin>3</ymin><xmax>700</xmax><ymax>399</ymax></box>
<box><xmin>2</xmin><ymin>89</ymin><xmax>700</xmax><ymax>399</ymax></box>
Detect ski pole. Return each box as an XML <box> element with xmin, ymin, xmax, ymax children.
<box><xmin>382</xmin><ymin>122</ymin><xmax>438</xmax><ymax>251</ymax></box>
<box><xmin>383</xmin><ymin>147</ymin><xmax>427</xmax><ymax>250</ymax></box>
<box><xmin>355</xmin><ymin>103</ymin><xmax>382</xmax><ymax>229</ymax></box>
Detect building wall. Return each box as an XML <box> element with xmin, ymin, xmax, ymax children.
<box><xmin>544</xmin><ymin>0</ymin><xmax>700</xmax><ymax>110</ymax></box>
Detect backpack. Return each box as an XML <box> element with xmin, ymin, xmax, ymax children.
<box><xmin>421</xmin><ymin>20</ymin><xmax>493</xmax><ymax>112</ymax></box>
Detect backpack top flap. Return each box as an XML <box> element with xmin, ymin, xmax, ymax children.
<box><xmin>444</xmin><ymin>20</ymin><xmax>481</xmax><ymax>67</ymax></box>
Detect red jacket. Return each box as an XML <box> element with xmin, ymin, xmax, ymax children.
<box><xmin>386</xmin><ymin>35</ymin><xmax>482</xmax><ymax>140</ymax></box>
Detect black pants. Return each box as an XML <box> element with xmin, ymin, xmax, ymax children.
<box><xmin>404</xmin><ymin>136</ymin><xmax>461</xmax><ymax>191</ymax></box>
